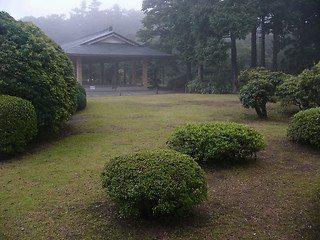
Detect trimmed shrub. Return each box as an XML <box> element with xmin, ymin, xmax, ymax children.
<box><xmin>240</xmin><ymin>79</ymin><xmax>275</xmax><ymax>118</ymax></box>
<box><xmin>239</xmin><ymin>68</ymin><xmax>286</xmax><ymax>118</ymax></box>
<box><xmin>276</xmin><ymin>75</ymin><xmax>303</xmax><ymax>109</ymax></box>
<box><xmin>298</xmin><ymin>61</ymin><xmax>320</xmax><ymax>109</ymax></box>
<box><xmin>76</xmin><ymin>93</ymin><xmax>87</xmax><ymax>111</ymax></box>
<box><xmin>239</xmin><ymin>67</ymin><xmax>285</xmax><ymax>89</ymax></box>
<box><xmin>287</xmin><ymin>107</ymin><xmax>320</xmax><ymax>148</ymax></box>
<box><xmin>276</xmin><ymin>62</ymin><xmax>320</xmax><ymax>110</ymax></box>
<box><xmin>76</xmin><ymin>82</ymin><xmax>86</xmax><ymax>96</ymax></box>
<box><xmin>0</xmin><ymin>12</ymin><xmax>77</xmax><ymax>132</ymax></box>
<box><xmin>0</xmin><ymin>95</ymin><xmax>37</xmax><ymax>154</ymax></box>
<box><xmin>101</xmin><ymin>150</ymin><xmax>208</xmax><ymax>218</ymax></box>
<box><xmin>167</xmin><ymin>122</ymin><xmax>266</xmax><ymax>163</ymax></box>
<box><xmin>76</xmin><ymin>82</ymin><xmax>87</xmax><ymax>111</ymax></box>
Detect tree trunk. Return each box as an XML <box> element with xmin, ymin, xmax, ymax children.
<box><xmin>251</xmin><ymin>27</ymin><xmax>257</xmax><ymax>68</ymax></box>
<box><xmin>231</xmin><ymin>36</ymin><xmax>238</xmax><ymax>93</ymax></box>
<box><xmin>255</xmin><ymin>105</ymin><xmax>268</xmax><ymax>118</ymax></box>
<box><xmin>254</xmin><ymin>107</ymin><xmax>263</xmax><ymax>118</ymax></box>
<box><xmin>261</xmin><ymin>104</ymin><xmax>267</xmax><ymax>118</ymax></box>
<box><xmin>272</xmin><ymin>25</ymin><xmax>278</xmax><ymax>72</ymax></box>
<box><xmin>261</xmin><ymin>17</ymin><xmax>266</xmax><ymax>68</ymax></box>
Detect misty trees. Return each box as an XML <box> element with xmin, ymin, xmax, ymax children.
<box><xmin>208</xmin><ymin>0</ymin><xmax>259</xmax><ymax>93</ymax></box>
<box><xmin>138</xmin><ymin>0</ymin><xmax>320</xmax><ymax>92</ymax></box>
<box><xmin>19</xmin><ymin>0</ymin><xmax>320</xmax><ymax>91</ymax></box>
<box><xmin>22</xmin><ymin>1</ymin><xmax>144</xmax><ymax>44</ymax></box>
<box><xmin>139</xmin><ymin>0</ymin><xmax>259</xmax><ymax>92</ymax></box>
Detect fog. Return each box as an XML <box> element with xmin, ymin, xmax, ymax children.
<box><xmin>1</xmin><ymin>0</ymin><xmax>143</xmax><ymax>20</ymax></box>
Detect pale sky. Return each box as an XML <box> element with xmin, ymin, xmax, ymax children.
<box><xmin>0</xmin><ymin>0</ymin><xmax>143</xmax><ymax>20</ymax></box>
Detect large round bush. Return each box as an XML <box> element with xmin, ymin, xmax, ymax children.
<box><xmin>167</xmin><ymin>122</ymin><xmax>266</xmax><ymax>163</ymax></box>
<box><xmin>0</xmin><ymin>12</ymin><xmax>77</xmax><ymax>131</ymax></box>
<box><xmin>287</xmin><ymin>108</ymin><xmax>320</xmax><ymax>148</ymax></box>
<box><xmin>0</xmin><ymin>95</ymin><xmax>37</xmax><ymax>154</ymax></box>
<box><xmin>101</xmin><ymin>150</ymin><xmax>208</xmax><ymax>218</ymax></box>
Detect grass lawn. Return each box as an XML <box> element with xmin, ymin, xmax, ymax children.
<box><xmin>1</xmin><ymin>94</ymin><xmax>320</xmax><ymax>240</ymax></box>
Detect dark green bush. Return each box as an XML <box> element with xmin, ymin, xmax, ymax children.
<box><xmin>187</xmin><ymin>77</ymin><xmax>216</xmax><ymax>94</ymax></box>
<box><xmin>276</xmin><ymin>75</ymin><xmax>303</xmax><ymax>109</ymax></box>
<box><xmin>276</xmin><ymin>62</ymin><xmax>320</xmax><ymax>110</ymax></box>
<box><xmin>167</xmin><ymin>122</ymin><xmax>266</xmax><ymax>163</ymax></box>
<box><xmin>76</xmin><ymin>93</ymin><xmax>87</xmax><ymax>111</ymax></box>
<box><xmin>101</xmin><ymin>150</ymin><xmax>208</xmax><ymax>218</ymax></box>
<box><xmin>76</xmin><ymin>82</ymin><xmax>86</xmax><ymax>96</ymax></box>
<box><xmin>0</xmin><ymin>95</ymin><xmax>37</xmax><ymax>154</ymax></box>
<box><xmin>0</xmin><ymin>12</ymin><xmax>77</xmax><ymax>132</ymax></box>
<box><xmin>240</xmin><ymin>79</ymin><xmax>275</xmax><ymax>118</ymax></box>
<box><xmin>239</xmin><ymin>68</ymin><xmax>286</xmax><ymax>118</ymax></box>
<box><xmin>297</xmin><ymin>61</ymin><xmax>320</xmax><ymax>109</ymax></box>
<box><xmin>287</xmin><ymin>107</ymin><xmax>320</xmax><ymax>148</ymax></box>
<box><xmin>76</xmin><ymin>82</ymin><xmax>87</xmax><ymax>111</ymax></box>
<box><xmin>239</xmin><ymin>67</ymin><xmax>285</xmax><ymax>89</ymax></box>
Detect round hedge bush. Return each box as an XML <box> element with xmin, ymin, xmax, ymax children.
<box><xmin>101</xmin><ymin>150</ymin><xmax>208</xmax><ymax>218</ymax></box>
<box><xmin>0</xmin><ymin>95</ymin><xmax>38</xmax><ymax>154</ymax></box>
<box><xmin>76</xmin><ymin>82</ymin><xmax>87</xmax><ymax>111</ymax></box>
<box><xmin>287</xmin><ymin>107</ymin><xmax>320</xmax><ymax>148</ymax></box>
<box><xmin>76</xmin><ymin>92</ymin><xmax>87</xmax><ymax>111</ymax></box>
<box><xmin>167</xmin><ymin>122</ymin><xmax>266</xmax><ymax>164</ymax></box>
<box><xmin>0</xmin><ymin>12</ymin><xmax>77</xmax><ymax>132</ymax></box>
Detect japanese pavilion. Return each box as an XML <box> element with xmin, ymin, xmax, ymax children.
<box><xmin>61</xmin><ymin>27</ymin><xmax>172</xmax><ymax>87</ymax></box>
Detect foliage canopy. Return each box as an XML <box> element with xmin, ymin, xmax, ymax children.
<box><xmin>239</xmin><ymin>68</ymin><xmax>285</xmax><ymax>118</ymax></box>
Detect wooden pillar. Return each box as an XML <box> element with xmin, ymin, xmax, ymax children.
<box><xmin>132</xmin><ymin>61</ymin><xmax>137</xmax><ymax>85</ymax></box>
<box><xmin>113</xmin><ymin>61</ymin><xmax>119</xmax><ymax>84</ymax></box>
<box><xmin>142</xmin><ymin>60</ymin><xmax>148</xmax><ymax>87</ymax></box>
<box><xmin>100</xmin><ymin>62</ymin><xmax>105</xmax><ymax>84</ymax></box>
<box><xmin>76</xmin><ymin>57</ymin><xmax>83</xmax><ymax>84</ymax></box>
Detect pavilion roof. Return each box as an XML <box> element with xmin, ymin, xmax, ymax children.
<box><xmin>61</xmin><ymin>29</ymin><xmax>172</xmax><ymax>59</ymax></box>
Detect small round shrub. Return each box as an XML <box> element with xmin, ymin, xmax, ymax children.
<box><xmin>101</xmin><ymin>150</ymin><xmax>208</xmax><ymax>218</ymax></box>
<box><xmin>76</xmin><ymin>82</ymin><xmax>86</xmax><ymax>96</ymax></box>
<box><xmin>75</xmin><ymin>83</ymin><xmax>87</xmax><ymax>111</ymax></box>
<box><xmin>0</xmin><ymin>95</ymin><xmax>38</xmax><ymax>154</ymax></box>
<box><xmin>76</xmin><ymin>92</ymin><xmax>87</xmax><ymax>111</ymax></box>
<box><xmin>287</xmin><ymin>107</ymin><xmax>320</xmax><ymax>148</ymax></box>
<box><xmin>167</xmin><ymin>122</ymin><xmax>266</xmax><ymax>164</ymax></box>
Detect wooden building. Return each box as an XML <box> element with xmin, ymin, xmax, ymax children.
<box><xmin>61</xmin><ymin>28</ymin><xmax>172</xmax><ymax>87</ymax></box>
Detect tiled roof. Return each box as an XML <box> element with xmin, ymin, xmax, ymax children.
<box><xmin>61</xmin><ymin>29</ymin><xmax>172</xmax><ymax>59</ymax></box>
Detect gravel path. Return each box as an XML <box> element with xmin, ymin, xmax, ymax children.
<box><xmin>84</xmin><ymin>85</ymin><xmax>179</xmax><ymax>97</ymax></box>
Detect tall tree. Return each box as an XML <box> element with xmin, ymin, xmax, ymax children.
<box><xmin>209</xmin><ymin>0</ymin><xmax>259</xmax><ymax>93</ymax></box>
<box><xmin>138</xmin><ymin>0</ymin><xmax>198</xmax><ymax>82</ymax></box>
<box><xmin>251</xmin><ymin>27</ymin><xmax>257</xmax><ymax>68</ymax></box>
<box><xmin>191</xmin><ymin>0</ymin><xmax>228</xmax><ymax>81</ymax></box>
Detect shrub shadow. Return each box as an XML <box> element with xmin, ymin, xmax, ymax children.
<box><xmin>87</xmin><ymin>199</ymin><xmax>213</xmax><ymax>239</ymax></box>
<box><xmin>0</xmin><ymin>122</ymin><xmax>82</xmax><ymax>162</ymax></box>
